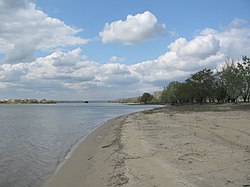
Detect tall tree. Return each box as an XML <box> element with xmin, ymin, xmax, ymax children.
<box><xmin>237</xmin><ymin>56</ymin><xmax>250</xmax><ymax>102</ymax></box>
<box><xmin>221</xmin><ymin>60</ymin><xmax>241</xmax><ymax>102</ymax></box>
<box><xmin>187</xmin><ymin>69</ymin><xmax>215</xmax><ymax>103</ymax></box>
<box><xmin>213</xmin><ymin>71</ymin><xmax>227</xmax><ymax>103</ymax></box>
<box><xmin>140</xmin><ymin>92</ymin><xmax>154</xmax><ymax>104</ymax></box>
<box><xmin>176</xmin><ymin>81</ymin><xmax>195</xmax><ymax>103</ymax></box>
<box><xmin>161</xmin><ymin>81</ymin><xmax>180</xmax><ymax>104</ymax></box>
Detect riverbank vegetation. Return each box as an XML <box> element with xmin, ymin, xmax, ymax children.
<box><xmin>120</xmin><ymin>56</ymin><xmax>250</xmax><ymax>105</ymax></box>
<box><xmin>2</xmin><ymin>56</ymin><xmax>249</xmax><ymax>105</ymax></box>
<box><xmin>0</xmin><ymin>99</ymin><xmax>57</xmax><ymax>104</ymax></box>
<box><xmin>161</xmin><ymin>56</ymin><xmax>250</xmax><ymax>104</ymax></box>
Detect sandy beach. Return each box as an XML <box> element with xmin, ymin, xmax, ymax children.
<box><xmin>45</xmin><ymin>104</ymin><xmax>250</xmax><ymax>187</ymax></box>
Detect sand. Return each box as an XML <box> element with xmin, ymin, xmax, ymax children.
<box><xmin>44</xmin><ymin>104</ymin><xmax>250</xmax><ymax>187</ymax></box>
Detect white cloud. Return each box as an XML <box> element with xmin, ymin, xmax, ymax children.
<box><xmin>0</xmin><ymin>0</ymin><xmax>27</xmax><ymax>9</ymax></box>
<box><xmin>99</xmin><ymin>11</ymin><xmax>166</xmax><ymax>44</ymax></box>
<box><xmin>51</xmin><ymin>48</ymin><xmax>87</xmax><ymax>67</ymax></box>
<box><xmin>129</xmin><ymin>18</ymin><xmax>250</xmax><ymax>85</ymax></box>
<box><xmin>25</xmin><ymin>49</ymin><xmax>95</xmax><ymax>82</ymax></box>
<box><xmin>102</xmin><ymin>63</ymin><xmax>129</xmax><ymax>75</ymax></box>
<box><xmin>0</xmin><ymin>18</ymin><xmax>250</xmax><ymax>99</ymax></box>
<box><xmin>201</xmin><ymin>18</ymin><xmax>250</xmax><ymax>57</ymax></box>
<box><xmin>0</xmin><ymin>63</ymin><xmax>28</xmax><ymax>82</ymax></box>
<box><xmin>167</xmin><ymin>35</ymin><xmax>221</xmax><ymax>60</ymax></box>
<box><xmin>108</xmin><ymin>56</ymin><xmax>126</xmax><ymax>63</ymax></box>
<box><xmin>177</xmin><ymin>35</ymin><xmax>220</xmax><ymax>58</ymax></box>
<box><xmin>0</xmin><ymin>0</ymin><xmax>87</xmax><ymax>64</ymax></box>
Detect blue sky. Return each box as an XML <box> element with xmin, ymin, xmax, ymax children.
<box><xmin>0</xmin><ymin>0</ymin><xmax>250</xmax><ymax>100</ymax></box>
<box><xmin>36</xmin><ymin>0</ymin><xmax>250</xmax><ymax>64</ymax></box>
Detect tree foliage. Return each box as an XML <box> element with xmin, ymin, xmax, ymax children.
<box><xmin>161</xmin><ymin>56</ymin><xmax>250</xmax><ymax>104</ymax></box>
<box><xmin>187</xmin><ymin>68</ymin><xmax>215</xmax><ymax>103</ymax></box>
<box><xmin>221</xmin><ymin>60</ymin><xmax>241</xmax><ymax>102</ymax></box>
<box><xmin>161</xmin><ymin>81</ymin><xmax>180</xmax><ymax>104</ymax></box>
<box><xmin>237</xmin><ymin>56</ymin><xmax>250</xmax><ymax>102</ymax></box>
<box><xmin>139</xmin><ymin>92</ymin><xmax>154</xmax><ymax>104</ymax></box>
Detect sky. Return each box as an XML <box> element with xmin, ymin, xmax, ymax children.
<box><xmin>0</xmin><ymin>0</ymin><xmax>250</xmax><ymax>100</ymax></box>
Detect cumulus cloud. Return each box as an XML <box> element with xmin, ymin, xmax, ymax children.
<box><xmin>0</xmin><ymin>0</ymin><xmax>87</xmax><ymax>64</ymax></box>
<box><xmin>102</xmin><ymin>63</ymin><xmax>130</xmax><ymax>75</ymax></box>
<box><xmin>0</xmin><ymin>0</ymin><xmax>27</xmax><ymax>9</ymax></box>
<box><xmin>177</xmin><ymin>35</ymin><xmax>220</xmax><ymax>58</ymax></box>
<box><xmin>201</xmin><ymin>18</ymin><xmax>250</xmax><ymax>57</ymax></box>
<box><xmin>130</xmin><ymin>18</ymin><xmax>250</xmax><ymax>85</ymax></box>
<box><xmin>108</xmin><ymin>56</ymin><xmax>126</xmax><ymax>63</ymax></box>
<box><xmin>167</xmin><ymin>35</ymin><xmax>221</xmax><ymax>60</ymax></box>
<box><xmin>99</xmin><ymin>11</ymin><xmax>166</xmax><ymax>44</ymax></box>
<box><xmin>25</xmin><ymin>49</ymin><xmax>95</xmax><ymax>82</ymax></box>
<box><xmin>1</xmin><ymin>18</ymin><xmax>250</xmax><ymax>99</ymax></box>
<box><xmin>0</xmin><ymin>63</ymin><xmax>28</xmax><ymax>82</ymax></box>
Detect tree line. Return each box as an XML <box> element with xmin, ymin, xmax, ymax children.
<box><xmin>138</xmin><ymin>56</ymin><xmax>250</xmax><ymax>104</ymax></box>
<box><xmin>0</xmin><ymin>99</ymin><xmax>57</xmax><ymax>104</ymax></box>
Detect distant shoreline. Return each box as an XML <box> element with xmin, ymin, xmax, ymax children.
<box><xmin>0</xmin><ymin>99</ymin><xmax>57</xmax><ymax>104</ymax></box>
<box><xmin>0</xmin><ymin>99</ymin><xmax>166</xmax><ymax>105</ymax></box>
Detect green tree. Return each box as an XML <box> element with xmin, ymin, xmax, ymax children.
<box><xmin>160</xmin><ymin>87</ymin><xmax>168</xmax><ymax>103</ymax></box>
<box><xmin>213</xmin><ymin>71</ymin><xmax>227</xmax><ymax>103</ymax></box>
<box><xmin>161</xmin><ymin>81</ymin><xmax>180</xmax><ymax>104</ymax></box>
<box><xmin>187</xmin><ymin>69</ymin><xmax>215</xmax><ymax>103</ymax></box>
<box><xmin>176</xmin><ymin>81</ymin><xmax>195</xmax><ymax>103</ymax></box>
<box><xmin>140</xmin><ymin>92</ymin><xmax>154</xmax><ymax>104</ymax></box>
<box><xmin>237</xmin><ymin>56</ymin><xmax>250</xmax><ymax>102</ymax></box>
<box><xmin>221</xmin><ymin>60</ymin><xmax>241</xmax><ymax>102</ymax></box>
<box><xmin>159</xmin><ymin>56</ymin><xmax>249</xmax><ymax>104</ymax></box>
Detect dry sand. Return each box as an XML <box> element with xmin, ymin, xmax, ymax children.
<box><xmin>45</xmin><ymin>104</ymin><xmax>250</xmax><ymax>187</ymax></box>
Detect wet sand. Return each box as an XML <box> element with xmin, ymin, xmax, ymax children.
<box><xmin>45</xmin><ymin>104</ymin><xmax>250</xmax><ymax>187</ymax></box>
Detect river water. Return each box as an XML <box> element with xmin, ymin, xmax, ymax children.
<box><xmin>0</xmin><ymin>103</ymin><xmax>158</xmax><ymax>187</ymax></box>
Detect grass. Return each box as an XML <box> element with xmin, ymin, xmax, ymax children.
<box><xmin>142</xmin><ymin>103</ymin><xmax>250</xmax><ymax>115</ymax></box>
<box><xmin>142</xmin><ymin>108</ymin><xmax>163</xmax><ymax>115</ymax></box>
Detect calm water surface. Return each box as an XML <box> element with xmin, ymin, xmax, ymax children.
<box><xmin>0</xmin><ymin>103</ymin><xmax>158</xmax><ymax>187</ymax></box>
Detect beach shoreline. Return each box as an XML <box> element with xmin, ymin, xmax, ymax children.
<box><xmin>42</xmin><ymin>113</ymin><xmax>132</xmax><ymax>187</ymax></box>
<box><xmin>44</xmin><ymin>103</ymin><xmax>250</xmax><ymax>187</ymax></box>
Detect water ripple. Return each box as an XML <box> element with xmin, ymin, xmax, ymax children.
<box><xmin>0</xmin><ymin>103</ymin><xmax>157</xmax><ymax>187</ymax></box>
